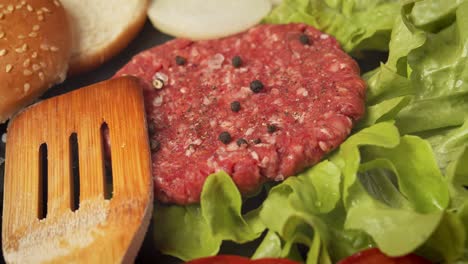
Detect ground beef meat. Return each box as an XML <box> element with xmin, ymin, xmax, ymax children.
<box><xmin>115</xmin><ymin>23</ymin><xmax>366</xmax><ymax>204</ymax></box>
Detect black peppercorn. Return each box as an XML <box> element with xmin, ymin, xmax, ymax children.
<box><xmin>150</xmin><ymin>139</ymin><xmax>161</xmax><ymax>152</ymax></box>
<box><xmin>299</xmin><ymin>34</ymin><xmax>310</xmax><ymax>45</ymax></box>
<box><xmin>250</xmin><ymin>80</ymin><xmax>264</xmax><ymax>93</ymax></box>
<box><xmin>236</xmin><ymin>138</ymin><xmax>248</xmax><ymax>146</ymax></box>
<box><xmin>232</xmin><ymin>55</ymin><xmax>242</xmax><ymax>68</ymax></box>
<box><xmin>253</xmin><ymin>138</ymin><xmax>262</xmax><ymax>144</ymax></box>
<box><xmin>219</xmin><ymin>131</ymin><xmax>232</xmax><ymax>144</ymax></box>
<box><xmin>175</xmin><ymin>55</ymin><xmax>187</xmax><ymax>65</ymax></box>
<box><xmin>148</xmin><ymin>121</ymin><xmax>156</xmax><ymax>135</ymax></box>
<box><xmin>230</xmin><ymin>101</ymin><xmax>241</xmax><ymax>112</ymax></box>
<box><xmin>267</xmin><ymin>124</ymin><xmax>278</xmax><ymax>133</ymax></box>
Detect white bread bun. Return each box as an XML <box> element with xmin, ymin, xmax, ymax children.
<box><xmin>60</xmin><ymin>0</ymin><xmax>148</xmax><ymax>75</ymax></box>
<box><xmin>0</xmin><ymin>0</ymin><xmax>72</xmax><ymax>123</ymax></box>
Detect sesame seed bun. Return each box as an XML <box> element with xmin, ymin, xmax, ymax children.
<box><xmin>60</xmin><ymin>0</ymin><xmax>148</xmax><ymax>75</ymax></box>
<box><xmin>0</xmin><ymin>0</ymin><xmax>72</xmax><ymax>123</ymax></box>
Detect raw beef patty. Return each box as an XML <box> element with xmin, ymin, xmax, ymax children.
<box><xmin>115</xmin><ymin>23</ymin><xmax>366</xmax><ymax>204</ymax></box>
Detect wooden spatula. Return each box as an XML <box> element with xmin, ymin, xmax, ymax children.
<box><xmin>2</xmin><ymin>77</ymin><xmax>153</xmax><ymax>263</ymax></box>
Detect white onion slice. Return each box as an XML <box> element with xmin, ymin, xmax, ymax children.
<box><xmin>148</xmin><ymin>0</ymin><xmax>272</xmax><ymax>40</ymax></box>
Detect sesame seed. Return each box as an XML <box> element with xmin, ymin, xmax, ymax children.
<box><xmin>23</xmin><ymin>58</ymin><xmax>30</xmax><ymax>67</ymax></box>
<box><xmin>53</xmin><ymin>0</ymin><xmax>61</xmax><ymax>6</ymax></box>
<box><xmin>7</xmin><ymin>5</ymin><xmax>13</xmax><ymax>11</ymax></box>
<box><xmin>28</xmin><ymin>32</ymin><xmax>37</xmax><ymax>37</ymax></box>
<box><xmin>31</xmin><ymin>52</ymin><xmax>38</xmax><ymax>58</ymax></box>
<box><xmin>33</xmin><ymin>25</ymin><xmax>40</xmax><ymax>31</ymax></box>
<box><xmin>40</xmin><ymin>61</ymin><xmax>46</xmax><ymax>68</ymax></box>
<box><xmin>21</xmin><ymin>1</ymin><xmax>26</xmax><ymax>5</ymax></box>
<box><xmin>0</xmin><ymin>31</ymin><xmax>5</xmax><ymax>38</ymax></box>
<box><xmin>17</xmin><ymin>34</ymin><xmax>26</xmax><ymax>39</ymax></box>
<box><xmin>40</xmin><ymin>44</ymin><xmax>49</xmax><ymax>51</ymax></box>
<box><xmin>24</xmin><ymin>83</ymin><xmax>30</xmax><ymax>92</ymax></box>
<box><xmin>16</xmin><ymin>4</ymin><xmax>22</xmax><ymax>9</ymax></box>
<box><xmin>38</xmin><ymin>15</ymin><xmax>44</xmax><ymax>21</ymax></box>
<box><xmin>36</xmin><ymin>10</ymin><xmax>43</xmax><ymax>15</ymax></box>
<box><xmin>23</xmin><ymin>69</ymin><xmax>32</xmax><ymax>76</ymax></box>
<box><xmin>38</xmin><ymin>72</ymin><xmax>44</xmax><ymax>80</ymax></box>
<box><xmin>50</xmin><ymin>46</ymin><xmax>59</xmax><ymax>52</ymax></box>
<box><xmin>0</xmin><ymin>13</ymin><xmax>4</xmax><ymax>19</ymax></box>
<box><xmin>32</xmin><ymin>64</ymin><xmax>40</xmax><ymax>71</ymax></box>
<box><xmin>5</xmin><ymin>64</ymin><xmax>12</xmax><ymax>73</ymax></box>
<box><xmin>41</xmin><ymin>7</ymin><xmax>50</xmax><ymax>13</ymax></box>
<box><xmin>26</xmin><ymin>5</ymin><xmax>33</xmax><ymax>11</ymax></box>
<box><xmin>0</xmin><ymin>49</ymin><xmax>6</xmax><ymax>56</ymax></box>
<box><xmin>15</xmin><ymin>44</ymin><xmax>28</xmax><ymax>53</ymax></box>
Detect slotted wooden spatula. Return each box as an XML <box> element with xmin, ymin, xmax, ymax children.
<box><xmin>2</xmin><ymin>77</ymin><xmax>153</xmax><ymax>263</ymax></box>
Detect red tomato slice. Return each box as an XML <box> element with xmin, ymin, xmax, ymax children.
<box><xmin>253</xmin><ymin>258</ymin><xmax>301</xmax><ymax>264</ymax></box>
<box><xmin>186</xmin><ymin>255</ymin><xmax>300</xmax><ymax>264</ymax></box>
<box><xmin>338</xmin><ymin>248</ymin><xmax>431</xmax><ymax>264</ymax></box>
<box><xmin>186</xmin><ymin>255</ymin><xmax>250</xmax><ymax>264</ymax></box>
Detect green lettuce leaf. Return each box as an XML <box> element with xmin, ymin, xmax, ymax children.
<box><xmin>153</xmin><ymin>204</ymin><xmax>220</xmax><ymax>261</ymax></box>
<box><xmin>331</xmin><ymin>124</ymin><xmax>449</xmax><ymax>256</ymax></box>
<box><xmin>364</xmin><ymin>0</ymin><xmax>468</xmax><ymax>134</ymax></box>
<box><xmin>153</xmin><ymin>171</ymin><xmax>265</xmax><ymax>261</ymax></box>
<box><xmin>263</xmin><ymin>0</ymin><xmax>400</xmax><ymax>53</ymax></box>
<box><xmin>358</xmin><ymin>159</ymin><xmax>411</xmax><ymax>209</ymax></box>
<box><xmin>360</xmin><ymin>7</ymin><xmax>468</xmax><ymax>261</ymax></box>
<box><xmin>289</xmin><ymin>160</ymin><xmax>341</xmax><ymax>215</ymax></box>
<box><xmin>417</xmin><ymin>211</ymin><xmax>466</xmax><ymax>263</ymax></box>
<box><xmin>447</xmin><ymin>148</ymin><xmax>468</xmax><ymax>210</ymax></box>
<box><xmin>256</xmin><ymin>122</ymin><xmax>448</xmax><ymax>261</ymax></box>
<box><xmin>258</xmin><ymin>158</ymin><xmax>374</xmax><ymax>263</ymax></box>
<box><xmin>330</xmin><ymin>122</ymin><xmax>400</xmax><ymax>207</ymax></box>
<box><xmin>415</xmin><ymin>116</ymin><xmax>468</xmax><ymax>263</ymax></box>
<box><xmin>424</xmin><ymin>120</ymin><xmax>468</xmax><ymax>173</ymax></box>
<box><xmin>409</xmin><ymin>0</ymin><xmax>464</xmax><ymax>31</ymax></box>
<box><xmin>252</xmin><ymin>231</ymin><xmax>283</xmax><ymax>259</ymax></box>
<box><xmin>397</xmin><ymin>2</ymin><xmax>468</xmax><ymax>132</ymax></box>
<box><xmin>346</xmin><ymin>202</ymin><xmax>443</xmax><ymax>256</ymax></box>
<box><xmin>360</xmin><ymin>136</ymin><xmax>449</xmax><ymax>213</ymax></box>
<box><xmin>356</xmin><ymin>96</ymin><xmax>412</xmax><ymax>129</ymax></box>
<box><xmin>201</xmin><ymin>171</ymin><xmax>263</xmax><ymax>242</ymax></box>
<box><xmin>307</xmin><ymin>232</ymin><xmax>332</xmax><ymax>264</ymax></box>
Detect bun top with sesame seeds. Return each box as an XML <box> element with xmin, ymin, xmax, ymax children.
<box><xmin>0</xmin><ymin>0</ymin><xmax>71</xmax><ymax>123</ymax></box>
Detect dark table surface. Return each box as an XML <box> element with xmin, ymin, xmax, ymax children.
<box><xmin>0</xmin><ymin>19</ymin><xmax>386</xmax><ymax>264</ymax></box>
